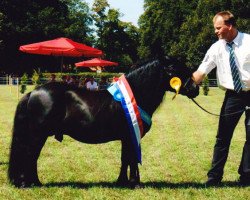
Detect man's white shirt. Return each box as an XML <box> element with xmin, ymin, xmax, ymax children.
<box><xmin>198</xmin><ymin>32</ymin><xmax>250</xmax><ymax>90</ymax></box>
<box><xmin>86</xmin><ymin>81</ymin><xmax>98</xmax><ymax>90</ymax></box>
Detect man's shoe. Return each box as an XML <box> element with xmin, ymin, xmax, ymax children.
<box><xmin>239</xmin><ymin>177</ymin><xmax>250</xmax><ymax>186</ymax></box>
<box><xmin>205</xmin><ymin>177</ymin><xmax>221</xmax><ymax>186</ymax></box>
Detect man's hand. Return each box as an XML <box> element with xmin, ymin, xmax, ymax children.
<box><xmin>192</xmin><ymin>70</ymin><xmax>206</xmax><ymax>85</ymax></box>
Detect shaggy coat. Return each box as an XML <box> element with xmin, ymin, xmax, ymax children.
<box><xmin>8</xmin><ymin>57</ymin><xmax>199</xmax><ymax>188</ymax></box>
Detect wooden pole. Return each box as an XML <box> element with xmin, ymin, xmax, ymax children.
<box><xmin>17</xmin><ymin>77</ymin><xmax>19</xmax><ymax>100</ymax></box>
<box><xmin>9</xmin><ymin>75</ymin><xmax>12</xmax><ymax>93</ymax></box>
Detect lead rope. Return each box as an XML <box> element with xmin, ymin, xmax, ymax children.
<box><xmin>169</xmin><ymin>77</ymin><xmax>250</xmax><ymax>117</ymax></box>
<box><xmin>191</xmin><ymin>98</ymin><xmax>249</xmax><ymax>117</ymax></box>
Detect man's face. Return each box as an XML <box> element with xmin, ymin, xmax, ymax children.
<box><xmin>213</xmin><ymin>16</ymin><xmax>231</xmax><ymax>40</ymax></box>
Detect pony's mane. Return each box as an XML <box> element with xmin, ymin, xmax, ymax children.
<box><xmin>130</xmin><ymin>57</ymin><xmax>160</xmax><ymax>72</ymax></box>
<box><xmin>128</xmin><ymin>55</ymin><xmax>179</xmax><ymax>73</ymax></box>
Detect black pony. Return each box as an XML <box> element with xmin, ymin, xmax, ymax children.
<box><xmin>8</xmin><ymin>56</ymin><xmax>199</xmax><ymax>188</ymax></box>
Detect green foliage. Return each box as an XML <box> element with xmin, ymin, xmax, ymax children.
<box><xmin>43</xmin><ymin>72</ymin><xmax>121</xmax><ymax>82</ymax></box>
<box><xmin>0</xmin><ymin>0</ymin><xmax>94</xmax><ymax>73</ymax></box>
<box><xmin>202</xmin><ymin>76</ymin><xmax>210</xmax><ymax>96</ymax></box>
<box><xmin>64</xmin><ymin>0</ymin><xmax>94</xmax><ymax>44</ymax></box>
<box><xmin>1</xmin><ymin>0</ymin><xmax>249</xmax><ymax>74</ymax></box>
<box><xmin>31</xmin><ymin>69</ymin><xmax>44</xmax><ymax>86</ymax></box>
<box><xmin>20</xmin><ymin>73</ymin><xmax>28</xmax><ymax>94</ymax></box>
<box><xmin>169</xmin><ymin>0</ymin><xmax>250</xmax><ymax>68</ymax></box>
<box><xmin>92</xmin><ymin>0</ymin><xmax>110</xmax><ymax>48</ymax></box>
<box><xmin>0</xmin><ymin>0</ymin><xmax>140</xmax><ymax>73</ymax></box>
<box><xmin>139</xmin><ymin>0</ymin><xmax>197</xmax><ymax>59</ymax></box>
<box><xmin>0</xmin><ymin>1</ymin><xmax>69</xmax><ymax>69</ymax></box>
<box><xmin>91</xmin><ymin>1</ymin><xmax>140</xmax><ymax>65</ymax></box>
<box><xmin>139</xmin><ymin>0</ymin><xmax>250</xmax><ymax>70</ymax></box>
<box><xmin>101</xmin><ymin>11</ymin><xmax>140</xmax><ymax>64</ymax></box>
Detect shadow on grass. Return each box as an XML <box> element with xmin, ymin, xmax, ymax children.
<box><xmin>0</xmin><ymin>161</ymin><xmax>8</xmax><ymax>165</ymax></box>
<box><xmin>43</xmin><ymin>180</ymin><xmax>244</xmax><ymax>189</ymax></box>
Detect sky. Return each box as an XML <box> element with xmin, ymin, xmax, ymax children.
<box><xmin>84</xmin><ymin>0</ymin><xmax>144</xmax><ymax>26</ymax></box>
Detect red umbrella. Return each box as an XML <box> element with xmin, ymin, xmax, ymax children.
<box><xmin>19</xmin><ymin>37</ymin><xmax>103</xmax><ymax>57</ymax></box>
<box><xmin>75</xmin><ymin>58</ymin><xmax>118</xmax><ymax>67</ymax></box>
<box><xmin>19</xmin><ymin>37</ymin><xmax>103</xmax><ymax>72</ymax></box>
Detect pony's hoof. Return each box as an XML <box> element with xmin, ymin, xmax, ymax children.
<box><xmin>130</xmin><ymin>183</ymin><xmax>141</xmax><ymax>189</ymax></box>
<box><xmin>30</xmin><ymin>181</ymin><xmax>42</xmax><ymax>187</ymax></box>
<box><xmin>12</xmin><ymin>180</ymin><xmax>42</xmax><ymax>188</ymax></box>
<box><xmin>129</xmin><ymin>179</ymin><xmax>141</xmax><ymax>189</ymax></box>
<box><xmin>116</xmin><ymin>179</ymin><xmax>129</xmax><ymax>187</ymax></box>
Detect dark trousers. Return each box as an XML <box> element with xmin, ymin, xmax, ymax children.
<box><xmin>207</xmin><ymin>90</ymin><xmax>250</xmax><ymax>180</ymax></box>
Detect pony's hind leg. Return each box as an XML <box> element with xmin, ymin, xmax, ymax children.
<box><xmin>116</xmin><ymin>140</ymin><xmax>129</xmax><ymax>186</ymax></box>
<box><xmin>9</xmin><ymin>132</ymin><xmax>47</xmax><ymax>187</ymax></box>
<box><xmin>8</xmin><ymin>94</ymin><xmax>47</xmax><ymax>187</ymax></box>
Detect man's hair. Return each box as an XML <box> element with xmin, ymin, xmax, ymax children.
<box><xmin>213</xmin><ymin>11</ymin><xmax>237</xmax><ymax>27</ymax></box>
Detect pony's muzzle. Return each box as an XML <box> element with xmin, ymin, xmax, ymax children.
<box><xmin>183</xmin><ymin>78</ymin><xmax>199</xmax><ymax>98</ymax></box>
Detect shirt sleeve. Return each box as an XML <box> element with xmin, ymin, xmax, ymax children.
<box><xmin>198</xmin><ymin>45</ymin><xmax>217</xmax><ymax>75</ymax></box>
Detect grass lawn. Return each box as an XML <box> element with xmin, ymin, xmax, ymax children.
<box><xmin>0</xmin><ymin>85</ymin><xmax>250</xmax><ymax>199</ymax></box>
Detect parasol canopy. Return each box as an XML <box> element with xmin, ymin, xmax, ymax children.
<box><xmin>75</xmin><ymin>58</ymin><xmax>118</xmax><ymax>67</ymax></box>
<box><xmin>19</xmin><ymin>37</ymin><xmax>103</xmax><ymax>57</ymax></box>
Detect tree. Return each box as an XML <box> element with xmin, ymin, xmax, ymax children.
<box><xmin>91</xmin><ymin>1</ymin><xmax>140</xmax><ymax>70</ymax></box>
<box><xmin>170</xmin><ymin>0</ymin><xmax>250</xmax><ymax>69</ymax></box>
<box><xmin>101</xmin><ymin>9</ymin><xmax>140</xmax><ymax>65</ymax></box>
<box><xmin>0</xmin><ymin>0</ymin><xmax>69</xmax><ymax>73</ymax></box>
<box><xmin>138</xmin><ymin>0</ymin><xmax>197</xmax><ymax>59</ymax></box>
<box><xmin>138</xmin><ymin>0</ymin><xmax>250</xmax><ymax>73</ymax></box>
<box><xmin>0</xmin><ymin>0</ymin><xmax>95</xmax><ymax>74</ymax></box>
<box><xmin>63</xmin><ymin>0</ymin><xmax>94</xmax><ymax>45</ymax></box>
<box><xmin>92</xmin><ymin>0</ymin><xmax>110</xmax><ymax>49</ymax></box>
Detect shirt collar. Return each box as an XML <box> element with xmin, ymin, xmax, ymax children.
<box><xmin>222</xmin><ymin>32</ymin><xmax>242</xmax><ymax>47</ymax></box>
<box><xmin>232</xmin><ymin>31</ymin><xmax>241</xmax><ymax>46</ymax></box>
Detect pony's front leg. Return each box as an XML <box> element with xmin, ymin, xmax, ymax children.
<box><xmin>129</xmin><ymin>163</ymin><xmax>140</xmax><ymax>188</ymax></box>
<box><xmin>117</xmin><ymin>162</ymin><xmax>129</xmax><ymax>186</ymax></box>
<box><xmin>117</xmin><ymin>139</ymin><xmax>141</xmax><ymax>188</ymax></box>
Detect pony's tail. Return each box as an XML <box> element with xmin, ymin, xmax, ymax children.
<box><xmin>8</xmin><ymin>92</ymin><xmax>38</xmax><ymax>187</ymax></box>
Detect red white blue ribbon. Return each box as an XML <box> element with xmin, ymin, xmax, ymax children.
<box><xmin>108</xmin><ymin>75</ymin><xmax>144</xmax><ymax>163</ymax></box>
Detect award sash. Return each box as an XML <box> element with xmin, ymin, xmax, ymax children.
<box><xmin>108</xmin><ymin>75</ymin><xmax>151</xmax><ymax>163</ymax></box>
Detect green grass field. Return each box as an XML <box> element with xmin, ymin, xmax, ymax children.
<box><xmin>1</xmin><ymin>85</ymin><xmax>250</xmax><ymax>199</ymax></box>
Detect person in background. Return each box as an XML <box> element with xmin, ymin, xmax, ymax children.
<box><xmin>98</xmin><ymin>77</ymin><xmax>110</xmax><ymax>90</ymax></box>
<box><xmin>68</xmin><ymin>75</ymin><xmax>79</xmax><ymax>86</ymax></box>
<box><xmin>78</xmin><ymin>77</ymin><xmax>86</xmax><ymax>88</ymax></box>
<box><xmin>66</xmin><ymin>75</ymin><xmax>71</xmax><ymax>84</ymax></box>
<box><xmin>86</xmin><ymin>77</ymin><xmax>98</xmax><ymax>91</ymax></box>
<box><xmin>49</xmin><ymin>74</ymin><xmax>56</xmax><ymax>82</ymax></box>
<box><xmin>61</xmin><ymin>75</ymin><xmax>67</xmax><ymax>83</ymax></box>
<box><xmin>192</xmin><ymin>11</ymin><xmax>250</xmax><ymax>186</ymax></box>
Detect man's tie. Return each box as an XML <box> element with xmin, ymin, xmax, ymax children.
<box><xmin>226</xmin><ymin>42</ymin><xmax>242</xmax><ymax>93</ymax></box>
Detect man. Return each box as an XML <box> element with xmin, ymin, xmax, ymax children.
<box><xmin>86</xmin><ymin>77</ymin><xmax>98</xmax><ymax>91</ymax></box>
<box><xmin>98</xmin><ymin>76</ymin><xmax>110</xmax><ymax>90</ymax></box>
<box><xmin>192</xmin><ymin>11</ymin><xmax>250</xmax><ymax>186</ymax></box>
<box><xmin>49</xmin><ymin>74</ymin><xmax>56</xmax><ymax>82</ymax></box>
